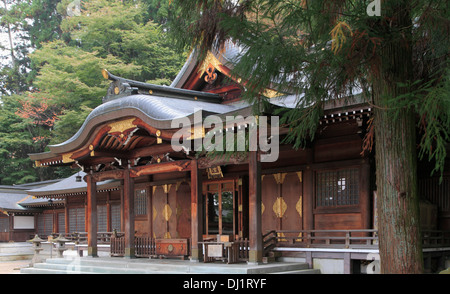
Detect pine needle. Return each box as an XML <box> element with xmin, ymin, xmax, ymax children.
<box><xmin>330</xmin><ymin>21</ymin><xmax>353</xmax><ymax>54</ymax></box>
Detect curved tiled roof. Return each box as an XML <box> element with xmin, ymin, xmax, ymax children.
<box><xmin>46</xmin><ymin>94</ymin><xmax>251</xmax><ymax>154</ymax></box>
<box><xmin>27</xmin><ymin>172</ymin><xmax>119</xmax><ymax>198</ymax></box>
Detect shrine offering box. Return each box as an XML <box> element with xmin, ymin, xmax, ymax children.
<box><xmin>155</xmin><ymin>238</ymin><xmax>189</xmax><ymax>259</ymax></box>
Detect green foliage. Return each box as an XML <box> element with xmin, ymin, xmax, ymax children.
<box><xmin>416</xmin><ymin>69</ymin><xmax>450</xmax><ymax>179</ymax></box>
<box><xmin>0</xmin><ymin>0</ymin><xmax>186</xmax><ymax>183</ymax></box>
<box><xmin>0</xmin><ymin>95</ymin><xmax>46</xmax><ymax>184</ymax></box>
<box><xmin>141</xmin><ymin>0</ymin><xmax>172</xmax><ymax>25</ymax></box>
<box><xmin>61</xmin><ymin>0</ymin><xmax>185</xmax><ymax>83</ymax></box>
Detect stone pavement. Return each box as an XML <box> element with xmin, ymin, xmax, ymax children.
<box><xmin>0</xmin><ymin>259</ymin><xmax>31</xmax><ymax>274</ymax></box>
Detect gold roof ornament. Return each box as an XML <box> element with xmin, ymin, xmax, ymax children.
<box><xmin>102</xmin><ymin>69</ymin><xmax>109</xmax><ymax>79</ymax></box>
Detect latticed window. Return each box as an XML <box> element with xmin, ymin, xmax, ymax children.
<box><xmin>58</xmin><ymin>212</ymin><xmax>65</xmax><ymax>233</ymax></box>
<box><xmin>111</xmin><ymin>203</ymin><xmax>121</xmax><ymax>231</ymax></box>
<box><xmin>316</xmin><ymin>168</ymin><xmax>359</xmax><ymax>207</ymax></box>
<box><xmin>0</xmin><ymin>217</ymin><xmax>9</xmax><ymax>232</ymax></box>
<box><xmin>69</xmin><ymin>207</ymin><xmax>85</xmax><ymax>233</ymax></box>
<box><xmin>37</xmin><ymin>213</ymin><xmax>53</xmax><ymax>236</ymax></box>
<box><xmin>97</xmin><ymin>205</ymin><xmax>107</xmax><ymax>232</ymax></box>
<box><xmin>134</xmin><ymin>189</ymin><xmax>147</xmax><ymax>216</ymax></box>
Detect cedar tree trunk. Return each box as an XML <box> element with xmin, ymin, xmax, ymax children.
<box><xmin>373</xmin><ymin>0</ymin><xmax>424</xmax><ymax>274</ymax></box>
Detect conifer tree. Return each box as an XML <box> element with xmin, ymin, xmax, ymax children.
<box><xmin>167</xmin><ymin>0</ymin><xmax>449</xmax><ymax>273</ymax></box>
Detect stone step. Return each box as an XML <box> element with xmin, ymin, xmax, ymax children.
<box><xmin>271</xmin><ymin>269</ymin><xmax>321</xmax><ymax>274</ymax></box>
<box><xmin>21</xmin><ymin>257</ymin><xmax>318</xmax><ymax>274</ymax></box>
<box><xmin>45</xmin><ymin>258</ymin><xmax>191</xmax><ymax>273</ymax></box>
<box><xmin>20</xmin><ymin>266</ymin><xmax>98</xmax><ymax>274</ymax></box>
<box><xmin>34</xmin><ymin>262</ymin><xmax>182</xmax><ymax>274</ymax></box>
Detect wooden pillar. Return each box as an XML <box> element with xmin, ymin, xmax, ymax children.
<box><xmin>147</xmin><ymin>181</ymin><xmax>153</xmax><ymax>239</ymax></box>
<box><xmin>123</xmin><ymin>169</ymin><xmax>135</xmax><ymax>258</ymax></box>
<box><xmin>360</xmin><ymin>161</ymin><xmax>371</xmax><ymax>229</ymax></box>
<box><xmin>64</xmin><ymin>198</ymin><xmax>69</xmax><ymax>234</ymax></box>
<box><xmin>86</xmin><ymin>174</ymin><xmax>98</xmax><ymax>257</ymax></box>
<box><xmin>106</xmin><ymin>191</ymin><xmax>111</xmax><ymax>232</ymax></box>
<box><xmin>248</xmin><ymin>151</ymin><xmax>262</xmax><ymax>264</ymax></box>
<box><xmin>303</xmin><ymin>167</ymin><xmax>314</xmax><ymax>230</ymax></box>
<box><xmin>190</xmin><ymin>159</ymin><xmax>203</xmax><ymax>261</ymax></box>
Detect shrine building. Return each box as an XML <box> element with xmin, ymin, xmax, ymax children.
<box><xmin>11</xmin><ymin>43</ymin><xmax>449</xmax><ymax>273</ymax></box>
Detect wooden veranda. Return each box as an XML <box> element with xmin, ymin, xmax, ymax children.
<box><xmin>58</xmin><ymin>229</ymin><xmax>450</xmax><ymax>273</ymax></box>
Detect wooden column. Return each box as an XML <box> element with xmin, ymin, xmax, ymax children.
<box><xmin>86</xmin><ymin>174</ymin><xmax>98</xmax><ymax>257</ymax></box>
<box><xmin>190</xmin><ymin>159</ymin><xmax>203</xmax><ymax>261</ymax></box>
<box><xmin>303</xmin><ymin>166</ymin><xmax>314</xmax><ymax>231</ymax></box>
<box><xmin>64</xmin><ymin>198</ymin><xmax>69</xmax><ymax>234</ymax></box>
<box><xmin>106</xmin><ymin>191</ymin><xmax>111</xmax><ymax>232</ymax></box>
<box><xmin>248</xmin><ymin>151</ymin><xmax>262</xmax><ymax>264</ymax></box>
<box><xmin>123</xmin><ymin>169</ymin><xmax>135</xmax><ymax>258</ymax></box>
<box><xmin>147</xmin><ymin>181</ymin><xmax>153</xmax><ymax>239</ymax></box>
<box><xmin>360</xmin><ymin>161</ymin><xmax>371</xmax><ymax>230</ymax></box>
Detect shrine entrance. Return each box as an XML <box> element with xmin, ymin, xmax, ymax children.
<box><xmin>203</xmin><ymin>179</ymin><xmax>246</xmax><ymax>239</ymax></box>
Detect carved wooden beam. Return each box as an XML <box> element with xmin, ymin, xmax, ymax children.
<box><xmin>130</xmin><ymin>160</ymin><xmax>191</xmax><ymax>178</ymax></box>
<box><xmin>87</xmin><ymin>169</ymin><xmax>125</xmax><ymax>182</ymax></box>
<box><xmin>197</xmin><ymin>152</ymin><xmax>248</xmax><ymax>169</ymax></box>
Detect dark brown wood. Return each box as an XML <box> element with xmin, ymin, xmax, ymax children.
<box><xmin>123</xmin><ymin>169</ymin><xmax>135</xmax><ymax>258</ymax></box>
<box><xmin>283</xmin><ymin>173</ymin><xmax>303</xmax><ymax>232</ymax></box>
<box><xmin>147</xmin><ymin>182</ymin><xmax>153</xmax><ymax>239</ymax></box>
<box><xmin>86</xmin><ymin>174</ymin><xmax>98</xmax><ymax>257</ymax></box>
<box><xmin>64</xmin><ymin>198</ymin><xmax>69</xmax><ymax>234</ymax></box>
<box><xmin>176</xmin><ymin>182</ymin><xmax>191</xmax><ymax>239</ymax></box>
<box><xmin>130</xmin><ymin>160</ymin><xmax>191</xmax><ymax>177</ymax></box>
<box><xmin>152</xmin><ymin>186</ymin><xmax>166</xmax><ymax>238</ymax></box>
<box><xmin>360</xmin><ymin>163</ymin><xmax>371</xmax><ymax>231</ymax></box>
<box><xmin>155</xmin><ymin>238</ymin><xmax>189</xmax><ymax>259</ymax></box>
<box><xmin>90</xmin><ymin>169</ymin><xmax>124</xmax><ymax>182</ymax></box>
<box><xmin>303</xmin><ymin>167</ymin><xmax>314</xmax><ymax>231</ymax></box>
<box><xmin>261</xmin><ymin>174</ymin><xmax>278</xmax><ymax>233</ymax></box>
<box><xmin>168</xmin><ymin>185</ymin><xmax>177</xmax><ymax>239</ymax></box>
<box><xmin>248</xmin><ymin>151</ymin><xmax>262</xmax><ymax>263</ymax></box>
<box><xmin>198</xmin><ymin>153</ymin><xmax>248</xmax><ymax>169</ymax></box>
<box><xmin>106</xmin><ymin>191</ymin><xmax>111</xmax><ymax>232</ymax></box>
<box><xmin>190</xmin><ymin>159</ymin><xmax>203</xmax><ymax>261</ymax></box>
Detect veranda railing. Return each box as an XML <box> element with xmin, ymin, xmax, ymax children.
<box><xmin>110</xmin><ymin>236</ymin><xmax>250</xmax><ymax>260</ymax></box>
<box><xmin>263</xmin><ymin>229</ymin><xmax>450</xmax><ymax>253</ymax></box>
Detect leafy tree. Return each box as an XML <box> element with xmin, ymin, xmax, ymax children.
<box><xmin>0</xmin><ymin>0</ymin><xmax>33</xmax><ymax>94</ymax></box>
<box><xmin>141</xmin><ymin>0</ymin><xmax>172</xmax><ymax>25</ymax></box>
<box><xmin>0</xmin><ymin>0</ymin><xmax>186</xmax><ymax>184</ymax></box>
<box><xmin>0</xmin><ymin>0</ymin><xmax>70</xmax><ymax>94</ymax></box>
<box><xmin>61</xmin><ymin>0</ymin><xmax>185</xmax><ymax>84</ymax></box>
<box><xmin>0</xmin><ymin>94</ymin><xmax>57</xmax><ymax>184</ymax></box>
<box><xmin>167</xmin><ymin>0</ymin><xmax>449</xmax><ymax>273</ymax></box>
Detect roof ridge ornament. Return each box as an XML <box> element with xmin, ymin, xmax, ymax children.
<box><xmin>101</xmin><ymin>69</ymin><xmax>222</xmax><ymax>103</ymax></box>
<box><xmin>102</xmin><ymin>69</ymin><xmax>139</xmax><ymax>103</ymax></box>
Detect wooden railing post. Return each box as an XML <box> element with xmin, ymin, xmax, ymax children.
<box><xmin>345</xmin><ymin>231</ymin><xmax>350</xmax><ymax>248</ymax></box>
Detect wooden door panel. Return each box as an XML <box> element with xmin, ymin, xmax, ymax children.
<box><xmin>282</xmin><ymin>172</ymin><xmax>303</xmax><ymax>233</ymax></box>
<box><xmin>152</xmin><ymin>186</ymin><xmax>166</xmax><ymax>238</ymax></box>
<box><xmin>176</xmin><ymin>182</ymin><xmax>191</xmax><ymax>238</ymax></box>
<box><xmin>261</xmin><ymin>174</ymin><xmax>278</xmax><ymax>233</ymax></box>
